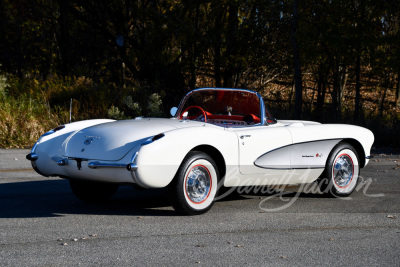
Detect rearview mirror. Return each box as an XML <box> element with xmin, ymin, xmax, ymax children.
<box><xmin>170</xmin><ymin>107</ymin><xmax>178</xmax><ymax>117</ymax></box>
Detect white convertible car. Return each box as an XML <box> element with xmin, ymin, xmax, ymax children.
<box><xmin>27</xmin><ymin>88</ymin><xmax>374</xmax><ymax>215</ymax></box>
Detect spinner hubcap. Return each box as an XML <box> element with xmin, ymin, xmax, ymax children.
<box><xmin>333</xmin><ymin>154</ymin><xmax>354</xmax><ymax>188</ymax></box>
<box><xmin>185</xmin><ymin>165</ymin><xmax>212</xmax><ymax>203</ymax></box>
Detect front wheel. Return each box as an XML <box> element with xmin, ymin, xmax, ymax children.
<box><xmin>69</xmin><ymin>180</ymin><xmax>118</xmax><ymax>203</ymax></box>
<box><xmin>167</xmin><ymin>151</ymin><xmax>219</xmax><ymax>215</ymax></box>
<box><xmin>319</xmin><ymin>142</ymin><xmax>360</xmax><ymax>197</ymax></box>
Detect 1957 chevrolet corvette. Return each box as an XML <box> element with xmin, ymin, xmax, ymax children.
<box><xmin>27</xmin><ymin>88</ymin><xmax>374</xmax><ymax>215</ymax></box>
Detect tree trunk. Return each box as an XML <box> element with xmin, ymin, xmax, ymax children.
<box><xmin>316</xmin><ymin>69</ymin><xmax>326</xmax><ymax>120</ymax></box>
<box><xmin>223</xmin><ymin>2</ymin><xmax>238</xmax><ymax>88</ymax></box>
<box><xmin>354</xmin><ymin>55</ymin><xmax>361</xmax><ymax>122</ymax></box>
<box><xmin>213</xmin><ymin>3</ymin><xmax>224</xmax><ymax>88</ymax></box>
<box><xmin>379</xmin><ymin>86</ymin><xmax>388</xmax><ymax>115</ymax></box>
<box><xmin>291</xmin><ymin>0</ymin><xmax>302</xmax><ymax>120</ymax></box>
<box><xmin>339</xmin><ymin>67</ymin><xmax>348</xmax><ymax>104</ymax></box>
<box><xmin>189</xmin><ymin>4</ymin><xmax>200</xmax><ymax>90</ymax></box>
<box><xmin>57</xmin><ymin>0</ymin><xmax>69</xmax><ymax>76</ymax></box>
<box><xmin>379</xmin><ymin>72</ymin><xmax>391</xmax><ymax>115</ymax></box>
<box><xmin>321</xmin><ymin>81</ymin><xmax>326</xmax><ymax>119</ymax></box>
<box><xmin>396</xmin><ymin>72</ymin><xmax>400</xmax><ymax>108</ymax></box>
<box><xmin>332</xmin><ymin>65</ymin><xmax>340</xmax><ymax>122</ymax></box>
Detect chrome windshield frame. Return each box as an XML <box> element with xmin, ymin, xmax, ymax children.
<box><xmin>174</xmin><ymin>88</ymin><xmax>267</xmax><ymax>126</ymax></box>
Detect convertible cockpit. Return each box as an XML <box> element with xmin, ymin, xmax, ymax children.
<box><xmin>174</xmin><ymin>88</ymin><xmax>275</xmax><ymax>126</ymax></box>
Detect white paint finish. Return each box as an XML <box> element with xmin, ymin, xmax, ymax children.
<box><xmin>64</xmin><ymin>119</ymin><xmax>177</xmax><ymax>161</ymax></box>
<box><xmin>29</xmin><ymin>91</ymin><xmax>374</xmax><ymax>191</ymax></box>
<box><xmin>289</xmin><ymin>139</ymin><xmax>341</xmax><ymax>168</ymax></box>
<box><xmin>32</xmin><ymin>119</ymin><xmax>115</xmax><ymax>177</ymax></box>
<box><xmin>278</xmin><ymin>120</ymin><xmax>321</xmax><ymax>126</ymax></box>
<box><xmin>223</xmin><ymin>168</ymin><xmax>324</xmax><ymax>187</ymax></box>
<box><xmin>31</xmin><ymin>119</ymin><xmax>373</xmax><ymax>188</ymax></box>
<box><xmin>287</xmin><ymin>123</ymin><xmax>374</xmax><ymax>167</ymax></box>
<box><xmin>234</xmin><ymin>126</ymin><xmax>292</xmax><ymax>174</ymax></box>
<box><xmin>135</xmin><ymin>125</ymin><xmax>238</xmax><ymax>188</ymax></box>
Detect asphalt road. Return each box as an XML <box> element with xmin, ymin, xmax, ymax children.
<box><xmin>0</xmin><ymin>149</ymin><xmax>399</xmax><ymax>266</ymax></box>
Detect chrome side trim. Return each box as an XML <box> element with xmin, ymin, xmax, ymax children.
<box><xmin>31</xmin><ymin>142</ymin><xmax>38</xmax><ymax>153</ymax></box>
<box><xmin>141</xmin><ymin>139</ymin><xmax>153</xmax><ymax>146</ymax></box>
<box><xmin>88</xmin><ymin>162</ymin><xmax>127</xmax><ymax>169</ymax></box>
<box><xmin>254</xmin><ymin>139</ymin><xmax>342</xmax><ymax>169</ymax></box>
<box><xmin>126</xmin><ymin>151</ymin><xmax>147</xmax><ymax>188</ymax></box>
<box><xmin>127</xmin><ymin>152</ymin><xmax>138</xmax><ymax>171</ymax></box>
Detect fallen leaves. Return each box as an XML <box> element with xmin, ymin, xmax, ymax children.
<box><xmin>195</xmin><ymin>242</ymin><xmax>245</xmax><ymax>248</ymax></box>
<box><xmin>59</xmin><ymin>234</ymin><xmax>98</xmax><ymax>246</ymax></box>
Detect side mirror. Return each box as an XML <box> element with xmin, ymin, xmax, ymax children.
<box><xmin>170</xmin><ymin>107</ymin><xmax>178</xmax><ymax>117</ymax></box>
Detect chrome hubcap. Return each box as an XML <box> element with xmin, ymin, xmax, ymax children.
<box><xmin>186</xmin><ymin>165</ymin><xmax>211</xmax><ymax>203</ymax></box>
<box><xmin>333</xmin><ymin>154</ymin><xmax>354</xmax><ymax>187</ymax></box>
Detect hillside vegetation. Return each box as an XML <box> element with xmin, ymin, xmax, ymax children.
<box><xmin>0</xmin><ymin>0</ymin><xmax>399</xmax><ymax>148</ymax></box>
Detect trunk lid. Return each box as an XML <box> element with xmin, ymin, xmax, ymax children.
<box><xmin>64</xmin><ymin>119</ymin><xmax>185</xmax><ymax>160</ymax></box>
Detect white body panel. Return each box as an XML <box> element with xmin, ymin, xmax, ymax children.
<box><xmin>29</xmin><ymin>89</ymin><xmax>374</xmax><ymax>191</ymax></box>
<box><xmin>31</xmin><ymin>117</ymin><xmax>374</xmax><ymax>188</ymax></box>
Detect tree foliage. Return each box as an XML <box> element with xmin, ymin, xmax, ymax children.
<box><xmin>0</xmin><ymin>0</ymin><xmax>399</xmax><ymax>147</ymax></box>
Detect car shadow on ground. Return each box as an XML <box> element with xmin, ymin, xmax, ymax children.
<box><xmin>1</xmin><ymin>179</ymin><xmax>393</xmax><ymax>217</ymax></box>
<box><xmin>0</xmin><ymin>179</ymin><xmax>254</xmax><ymax>218</ymax></box>
<box><xmin>0</xmin><ymin>179</ymin><xmax>177</xmax><ymax>218</ymax></box>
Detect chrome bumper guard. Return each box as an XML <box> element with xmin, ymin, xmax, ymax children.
<box><xmin>87</xmin><ymin>162</ymin><xmax>137</xmax><ymax>171</ymax></box>
<box><xmin>88</xmin><ymin>162</ymin><xmax>128</xmax><ymax>169</ymax></box>
<box><xmin>87</xmin><ymin>151</ymin><xmax>139</xmax><ymax>172</ymax></box>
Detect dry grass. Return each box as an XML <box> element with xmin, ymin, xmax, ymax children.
<box><xmin>1</xmin><ymin>73</ymin><xmax>398</xmax><ymax>148</ymax></box>
<box><xmin>0</xmin><ymin>96</ymin><xmax>66</xmax><ymax>148</ymax></box>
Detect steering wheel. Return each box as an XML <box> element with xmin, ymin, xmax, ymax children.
<box><xmin>180</xmin><ymin>106</ymin><xmax>208</xmax><ymax>122</ymax></box>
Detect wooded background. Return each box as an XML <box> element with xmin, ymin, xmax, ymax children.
<box><xmin>0</xmin><ymin>0</ymin><xmax>399</xmax><ymax>148</ymax></box>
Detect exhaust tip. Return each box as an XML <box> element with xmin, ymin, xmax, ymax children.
<box><xmin>26</xmin><ymin>153</ymin><xmax>38</xmax><ymax>161</ymax></box>
<box><xmin>57</xmin><ymin>159</ymin><xmax>68</xmax><ymax>166</ymax></box>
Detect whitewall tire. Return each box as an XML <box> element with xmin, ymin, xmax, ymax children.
<box><xmin>168</xmin><ymin>151</ymin><xmax>219</xmax><ymax>215</ymax></box>
<box><xmin>319</xmin><ymin>143</ymin><xmax>360</xmax><ymax>197</ymax></box>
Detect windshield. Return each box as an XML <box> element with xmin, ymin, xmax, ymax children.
<box><xmin>176</xmin><ymin>89</ymin><xmax>274</xmax><ymax>126</ymax></box>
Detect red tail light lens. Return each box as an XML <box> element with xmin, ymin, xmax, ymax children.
<box><xmin>53</xmin><ymin>125</ymin><xmax>65</xmax><ymax>132</ymax></box>
<box><xmin>152</xmin><ymin>133</ymin><xmax>165</xmax><ymax>142</ymax></box>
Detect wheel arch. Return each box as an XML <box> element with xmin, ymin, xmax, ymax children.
<box><xmin>189</xmin><ymin>145</ymin><xmax>226</xmax><ymax>181</ymax></box>
<box><xmin>341</xmin><ymin>138</ymin><xmax>366</xmax><ymax>168</ymax></box>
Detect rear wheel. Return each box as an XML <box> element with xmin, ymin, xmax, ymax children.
<box><xmin>319</xmin><ymin>142</ymin><xmax>360</xmax><ymax>197</ymax></box>
<box><xmin>69</xmin><ymin>180</ymin><xmax>118</xmax><ymax>203</ymax></box>
<box><xmin>167</xmin><ymin>151</ymin><xmax>219</xmax><ymax>215</ymax></box>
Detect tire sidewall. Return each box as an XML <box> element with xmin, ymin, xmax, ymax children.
<box><xmin>182</xmin><ymin>158</ymin><xmax>218</xmax><ymax>210</ymax></box>
<box><xmin>324</xmin><ymin>144</ymin><xmax>360</xmax><ymax>197</ymax></box>
<box><xmin>170</xmin><ymin>152</ymin><xmax>219</xmax><ymax>214</ymax></box>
